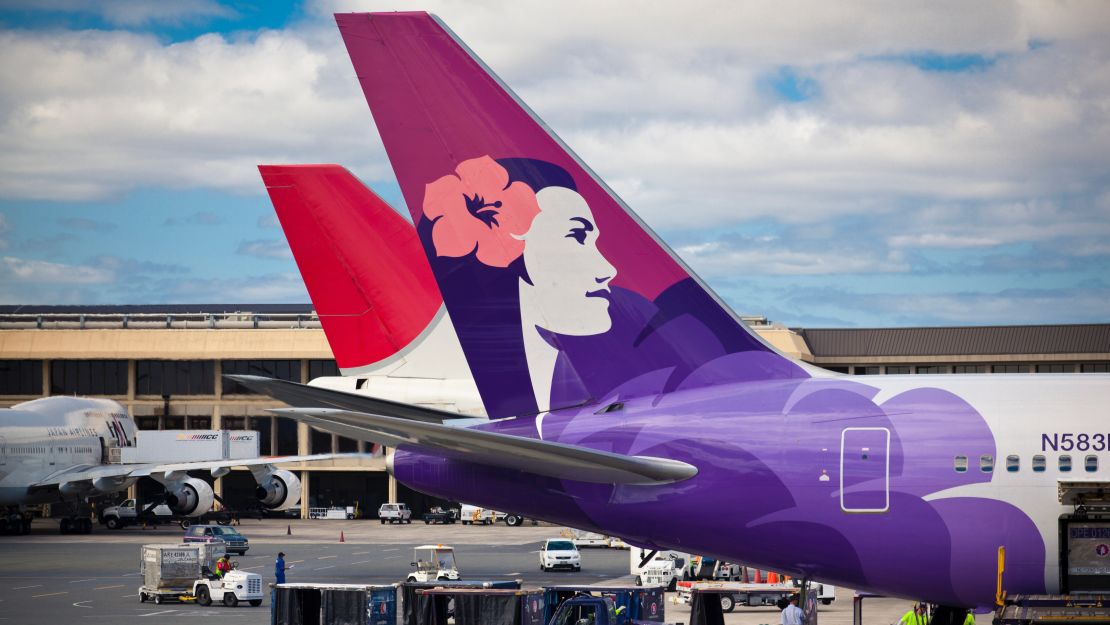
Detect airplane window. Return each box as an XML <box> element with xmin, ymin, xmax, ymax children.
<box><xmin>954</xmin><ymin>456</ymin><xmax>968</xmax><ymax>473</ymax></box>
<box><xmin>1086</xmin><ymin>455</ymin><xmax>1098</xmax><ymax>472</ymax></box>
<box><xmin>1060</xmin><ymin>455</ymin><xmax>1073</xmax><ymax>472</ymax></box>
<box><xmin>1006</xmin><ymin>455</ymin><xmax>1020</xmax><ymax>472</ymax></box>
<box><xmin>980</xmin><ymin>455</ymin><xmax>994</xmax><ymax>473</ymax></box>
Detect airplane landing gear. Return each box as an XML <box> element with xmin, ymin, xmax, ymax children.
<box><xmin>0</xmin><ymin>507</ymin><xmax>32</xmax><ymax>535</ymax></box>
<box><xmin>59</xmin><ymin>516</ymin><xmax>92</xmax><ymax>534</ymax></box>
<box><xmin>58</xmin><ymin>500</ymin><xmax>94</xmax><ymax>535</ymax></box>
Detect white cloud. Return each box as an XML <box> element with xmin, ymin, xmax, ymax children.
<box><xmin>677</xmin><ymin>239</ymin><xmax>909</xmax><ymax>276</ymax></box>
<box><xmin>2</xmin><ymin>256</ymin><xmax>113</xmax><ymax>284</ymax></box>
<box><xmin>237</xmin><ymin>239</ymin><xmax>292</xmax><ymax>259</ymax></box>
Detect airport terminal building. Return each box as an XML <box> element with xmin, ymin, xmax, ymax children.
<box><xmin>2</xmin><ymin>304</ymin><xmax>1108</xmax><ymax>519</ymax></box>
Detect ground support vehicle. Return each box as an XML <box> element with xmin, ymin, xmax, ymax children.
<box><xmin>101</xmin><ymin>498</ymin><xmax>235</xmax><ymax>530</ymax></box>
<box><xmin>100</xmin><ymin>498</ymin><xmax>174</xmax><ymax>529</ymax></box>
<box><xmin>636</xmin><ymin>558</ymin><xmax>681</xmax><ymax>591</ymax></box>
<box><xmin>399</xmin><ymin>581</ymin><xmax>521</xmax><ymax>625</ymax></box>
<box><xmin>459</xmin><ymin>504</ymin><xmax>500</xmax><ymax>525</ymax></box>
<box><xmin>563</xmin><ymin>528</ymin><xmax>624</xmax><ymax>548</ymax></box>
<box><xmin>309</xmin><ymin>505</ymin><xmax>356</xmax><ymax>519</ymax></box>
<box><xmin>192</xmin><ymin>569</ymin><xmax>264</xmax><ymax>607</ymax></box>
<box><xmin>543</xmin><ymin>585</ymin><xmax>665</xmax><ymax>624</ymax></box>
<box><xmin>407</xmin><ymin>544</ymin><xmax>460</xmax><ymax>582</ymax></box>
<box><xmin>273</xmin><ymin>583</ymin><xmax>398</xmax><ymax>625</ymax></box>
<box><xmin>675</xmin><ymin>581</ymin><xmax>798</xmax><ymax>613</ymax></box>
<box><xmin>422</xmin><ymin>506</ymin><xmax>459</xmax><ymax>524</ymax></box>
<box><xmin>378</xmin><ymin>502</ymin><xmax>412</xmax><ymax>523</ymax></box>
<box><xmin>138</xmin><ymin>543</ymin><xmax>224</xmax><ymax>605</ymax></box>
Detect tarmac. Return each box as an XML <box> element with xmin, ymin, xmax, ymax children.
<box><xmin>0</xmin><ymin>518</ymin><xmax>919</xmax><ymax>624</ymax></box>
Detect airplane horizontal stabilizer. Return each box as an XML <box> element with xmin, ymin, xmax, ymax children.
<box><xmin>269</xmin><ymin>407</ymin><xmax>698</xmax><ymax>485</ymax></box>
<box><xmin>224</xmin><ymin>374</ymin><xmax>470</xmax><ymax>423</ymax></box>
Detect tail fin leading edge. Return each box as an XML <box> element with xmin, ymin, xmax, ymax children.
<box><xmin>338</xmin><ymin>13</ymin><xmax>807</xmax><ymax>418</ymax></box>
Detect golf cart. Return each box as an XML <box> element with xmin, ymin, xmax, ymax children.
<box><xmin>407</xmin><ymin>544</ymin><xmax>460</xmax><ymax>582</ymax></box>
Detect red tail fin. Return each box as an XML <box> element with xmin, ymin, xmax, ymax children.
<box><xmin>259</xmin><ymin>165</ymin><xmax>442</xmax><ymax>371</ymax></box>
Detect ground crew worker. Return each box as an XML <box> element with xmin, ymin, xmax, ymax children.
<box><xmin>216</xmin><ymin>554</ymin><xmax>231</xmax><ymax>578</ymax></box>
<box><xmin>275</xmin><ymin>551</ymin><xmax>288</xmax><ymax>584</ymax></box>
<box><xmin>962</xmin><ymin>611</ymin><xmax>975</xmax><ymax>625</ymax></box>
<box><xmin>899</xmin><ymin>603</ymin><xmax>928</xmax><ymax>625</ymax></box>
<box><xmin>781</xmin><ymin>595</ymin><xmax>805</xmax><ymax>625</ymax></box>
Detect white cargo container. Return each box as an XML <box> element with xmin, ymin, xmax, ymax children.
<box><xmin>120</xmin><ymin>430</ymin><xmax>260</xmax><ymax>463</ymax></box>
<box><xmin>228</xmin><ymin>431</ymin><xmax>259</xmax><ymax>459</ymax></box>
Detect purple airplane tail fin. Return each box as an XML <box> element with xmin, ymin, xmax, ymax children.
<box><xmin>338</xmin><ymin>12</ymin><xmax>809</xmax><ymax>418</ymax></box>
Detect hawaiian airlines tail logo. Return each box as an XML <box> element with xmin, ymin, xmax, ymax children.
<box><xmin>419</xmin><ymin>156</ymin><xmax>805</xmax><ymax>418</ymax></box>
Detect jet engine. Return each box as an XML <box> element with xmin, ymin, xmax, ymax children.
<box><xmin>163</xmin><ymin>478</ymin><xmax>214</xmax><ymax>517</ymax></box>
<box><xmin>256</xmin><ymin>469</ymin><xmax>301</xmax><ymax>510</ymax></box>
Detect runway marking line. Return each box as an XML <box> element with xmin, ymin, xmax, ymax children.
<box><xmin>315</xmin><ymin>565</ymin><xmax>335</xmax><ymax>571</ymax></box>
<box><xmin>120</xmin><ymin>594</ymin><xmax>138</xmax><ymax>598</ymax></box>
<box><xmin>382</xmin><ymin>548</ymin><xmax>400</xmax><ymax>552</ymax></box>
<box><xmin>241</xmin><ymin>565</ymin><xmax>263</xmax><ymax>571</ymax></box>
<box><xmin>12</xmin><ymin>585</ymin><xmax>42</xmax><ymax>590</ymax></box>
<box><xmin>384</xmin><ymin>555</ymin><xmax>400</xmax><ymax>560</ymax></box>
<box><xmin>31</xmin><ymin>591</ymin><xmax>68</xmax><ymax>598</ymax></box>
<box><xmin>140</xmin><ymin>609</ymin><xmax>177</xmax><ymax>617</ymax></box>
<box><xmin>352</xmin><ymin>551</ymin><xmax>369</xmax><ymax>555</ymax></box>
<box><xmin>289</xmin><ymin>559</ymin><xmax>305</xmax><ymax>564</ymax></box>
<box><xmin>94</xmin><ymin>585</ymin><xmax>124</xmax><ymax>591</ymax></box>
<box><xmin>68</xmin><ymin>578</ymin><xmax>96</xmax><ymax>583</ymax></box>
<box><xmin>351</xmin><ymin>560</ymin><xmax>370</xmax><ymax>565</ymax></box>
<box><xmin>72</xmin><ymin>600</ymin><xmax>93</xmax><ymax>609</ymax></box>
<box><xmin>317</xmin><ymin>555</ymin><xmax>337</xmax><ymax>560</ymax></box>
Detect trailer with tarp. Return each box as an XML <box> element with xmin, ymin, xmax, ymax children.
<box><xmin>412</xmin><ymin>587</ymin><xmax>545</xmax><ymax>625</ymax></box>
<box><xmin>272</xmin><ymin>583</ymin><xmax>398</xmax><ymax>625</ymax></box>
<box><xmin>400</xmin><ymin>580</ymin><xmax>521</xmax><ymax>625</ymax></box>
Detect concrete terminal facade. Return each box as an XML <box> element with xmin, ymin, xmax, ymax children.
<box><xmin>2</xmin><ymin>305</ymin><xmax>1107</xmax><ymax>518</ymax></box>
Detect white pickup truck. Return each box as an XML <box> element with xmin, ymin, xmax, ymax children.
<box><xmin>100</xmin><ymin>499</ymin><xmax>174</xmax><ymax>529</ymax></box>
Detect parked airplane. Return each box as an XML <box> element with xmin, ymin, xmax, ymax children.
<box><xmin>0</xmin><ymin>395</ymin><xmax>346</xmax><ymax>534</ymax></box>
<box><xmin>236</xmin><ymin>11</ymin><xmax>1110</xmax><ymax>611</ymax></box>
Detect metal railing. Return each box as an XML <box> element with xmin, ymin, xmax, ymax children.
<box><xmin>0</xmin><ymin>311</ymin><xmax>323</xmax><ymax>330</ymax></box>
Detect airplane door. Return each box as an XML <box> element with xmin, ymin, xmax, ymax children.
<box><xmin>840</xmin><ymin>427</ymin><xmax>890</xmax><ymax>513</ymax></box>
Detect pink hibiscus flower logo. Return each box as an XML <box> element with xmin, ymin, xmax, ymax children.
<box><xmin>422</xmin><ymin>155</ymin><xmax>540</xmax><ymax>268</ymax></box>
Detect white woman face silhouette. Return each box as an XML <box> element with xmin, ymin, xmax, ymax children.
<box><xmin>520</xmin><ymin>187</ymin><xmax>617</xmax><ymax>336</ymax></box>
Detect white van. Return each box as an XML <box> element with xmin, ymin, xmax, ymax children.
<box><xmin>377</xmin><ymin>502</ymin><xmax>412</xmax><ymax>524</ymax></box>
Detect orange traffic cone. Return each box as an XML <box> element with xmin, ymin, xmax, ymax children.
<box><xmin>768</xmin><ymin>572</ymin><xmax>779</xmax><ymax>584</ymax></box>
<box><xmin>754</xmin><ymin>570</ymin><xmax>762</xmax><ymax>584</ymax></box>
<box><xmin>339</xmin><ymin>530</ymin><xmax>345</xmax><ymax>543</ymax></box>
<box><xmin>287</xmin><ymin>524</ymin><xmax>292</xmax><ymax>535</ymax></box>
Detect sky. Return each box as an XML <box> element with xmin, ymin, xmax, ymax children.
<box><xmin>0</xmin><ymin>0</ymin><xmax>1108</xmax><ymax>328</ymax></box>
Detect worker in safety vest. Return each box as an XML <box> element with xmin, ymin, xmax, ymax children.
<box><xmin>899</xmin><ymin>603</ymin><xmax>928</xmax><ymax>625</ymax></box>
<box><xmin>215</xmin><ymin>555</ymin><xmax>231</xmax><ymax>578</ymax></box>
<box><xmin>962</xmin><ymin>611</ymin><xmax>975</xmax><ymax>625</ymax></box>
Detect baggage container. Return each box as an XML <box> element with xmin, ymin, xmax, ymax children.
<box><xmin>120</xmin><ymin>430</ymin><xmax>260</xmax><ymax>463</ymax></box>
<box><xmin>273</xmin><ymin>583</ymin><xmax>398</xmax><ymax>625</ymax></box>
<box><xmin>228</xmin><ymin>431</ymin><xmax>259</xmax><ymax>459</ymax></box>
<box><xmin>140</xmin><ymin>544</ymin><xmax>203</xmax><ymax>590</ymax></box>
